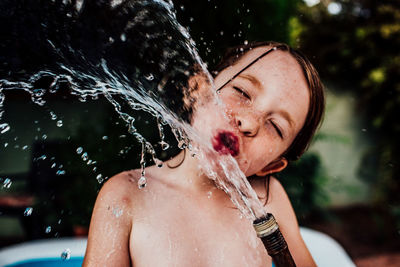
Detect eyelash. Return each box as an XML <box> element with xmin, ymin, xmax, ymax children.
<box><xmin>270</xmin><ymin>120</ymin><xmax>283</xmax><ymax>139</ymax></box>
<box><xmin>231</xmin><ymin>86</ymin><xmax>283</xmax><ymax>139</ymax></box>
<box><xmin>232</xmin><ymin>86</ymin><xmax>250</xmax><ymax>99</ymax></box>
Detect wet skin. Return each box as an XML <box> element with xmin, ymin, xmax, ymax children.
<box><xmin>192</xmin><ymin>47</ymin><xmax>310</xmax><ymax>177</ymax></box>
<box><xmin>83</xmin><ymin>47</ymin><xmax>316</xmax><ymax>267</ymax></box>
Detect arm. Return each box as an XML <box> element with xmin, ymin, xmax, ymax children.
<box><xmin>83</xmin><ymin>173</ymin><xmax>134</xmax><ymax>267</ymax></box>
<box><xmin>267</xmin><ymin>177</ymin><xmax>316</xmax><ymax>267</ymax></box>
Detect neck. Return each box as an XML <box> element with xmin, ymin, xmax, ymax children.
<box><xmin>164</xmin><ymin>149</ymin><xmax>216</xmax><ymax>193</ymax></box>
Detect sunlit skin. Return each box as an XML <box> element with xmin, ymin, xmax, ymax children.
<box><xmin>83</xmin><ymin>47</ymin><xmax>316</xmax><ymax>267</ymax></box>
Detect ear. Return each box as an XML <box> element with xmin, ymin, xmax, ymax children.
<box><xmin>255</xmin><ymin>157</ymin><xmax>288</xmax><ymax>177</ymax></box>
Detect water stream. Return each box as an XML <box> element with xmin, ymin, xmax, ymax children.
<box><xmin>0</xmin><ymin>0</ymin><xmax>266</xmax><ymax>221</ymax></box>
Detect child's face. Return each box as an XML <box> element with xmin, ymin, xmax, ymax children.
<box><xmin>192</xmin><ymin>47</ymin><xmax>310</xmax><ymax>177</ymax></box>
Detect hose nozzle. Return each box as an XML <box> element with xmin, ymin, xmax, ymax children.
<box><xmin>253</xmin><ymin>213</ymin><xmax>296</xmax><ymax>267</ymax></box>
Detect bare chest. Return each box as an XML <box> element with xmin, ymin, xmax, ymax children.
<box><xmin>129</xmin><ymin>193</ymin><xmax>271</xmax><ymax>267</ymax></box>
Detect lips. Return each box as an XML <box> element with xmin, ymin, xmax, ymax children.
<box><xmin>212</xmin><ymin>131</ymin><xmax>240</xmax><ymax>157</ymax></box>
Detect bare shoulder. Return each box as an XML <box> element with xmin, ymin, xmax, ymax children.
<box><xmin>264</xmin><ymin>176</ymin><xmax>295</xmax><ymax>224</ymax></box>
<box><xmin>266</xmin><ymin>176</ymin><xmax>317</xmax><ymax>267</ymax></box>
<box><xmin>249</xmin><ymin>176</ymin><xmax>287</xmax><ymax>206</ymax></box>
<box><xmin>268</xmin><ymin>176</ymin><xmax>289</xmax><ymax>205</ymax></box>
<box><xmin>98</xmin><ymin>170</ymin><xmax>141</xmax><ymax>206</ymax></box>
<box><xmin>83</xmin><ymin>170</ymin><xmax>142</xmax><ymax>266</ymax></box>
<box><xmin>102</xmin><ymin>170</ymin><xmax>141</xmax><ymax>192</ymax></box>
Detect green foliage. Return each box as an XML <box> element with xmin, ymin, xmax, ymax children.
<box><xmin>294</xmin><ymin>0</ymin><xmax>400</xmax><ymax>222</ymax></box>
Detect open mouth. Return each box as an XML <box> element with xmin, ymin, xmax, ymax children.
<box><xmin>212</xmin><ymin>131</ymin><xmax>239</xmax><ymax>157</ymax></box>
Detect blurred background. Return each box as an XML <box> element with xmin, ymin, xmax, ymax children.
<box><xmin>1</xmin><ymin>0</ymin><xmax>399</xmax><ymax>266</ymax></box>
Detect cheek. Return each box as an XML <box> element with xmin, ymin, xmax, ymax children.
<box><xmin>191</xmin><ymin>102</ymin><xmax>230</xmax><ymax>138</ymax></box>
<box><xmin>242</xmin><ymin>139</ymin><xmax>286</xmax><ymax>176</ymax></box>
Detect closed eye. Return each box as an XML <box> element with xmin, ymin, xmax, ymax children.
<box><xmin>270</xmin><ymin>120</ymin><xmax>283</xmax><ymax>139</ymax></box>
<box><xmin>233</xmin><ymin>86</ymin><xmax>250</xmax><ymax>99</ymax></box>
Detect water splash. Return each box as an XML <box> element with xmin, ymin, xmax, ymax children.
<box><xmin>2</xmin><ymin>178</ymin><xmax>12</xmax><ymax>189</ymax></box>
<box><xmin>45</xmin><ymin>226</ymin><xmax>52</xmax><ymax>234</ymax></box>
<box><xmin>24</xmin><ymin>207</ymin><xmax>33</xmax><ymax>216</ymax></box>
<box><xmin>0</xmin><ymin>0</ymin><xmax>267</xmax><ymax>221</ymax></box>
<box><xmin>61</xmin><ymin>248</ymin><xmax>71</xmax><ymax>261</ymax></box>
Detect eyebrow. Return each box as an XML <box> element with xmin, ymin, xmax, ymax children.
<box><xmin>237</xmin><ymin>74</ymin><xmax>262</xmax><ymax>90</ymax></box>
<box><xmin>278</xmin><ymin>109</ymin><xmax>295</xmax><ymax>130</ymax></box>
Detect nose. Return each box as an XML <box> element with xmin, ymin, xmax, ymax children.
<box><xmin>235</xmin><ymin>113</ymin><xmax>259</xmax><ymax>137</ymax></box>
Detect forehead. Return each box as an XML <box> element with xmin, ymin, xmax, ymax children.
<box><xmin>218</xmin><ymin>47</ymin><xmax>309</xmax><ymax>96</ymax></box>
<box><xmin>226</xmin><ymin>47</ymin><xmax>303</xmax><ymax>80</ymax></box>
<box><xmin>216</xmin><ymin>46</ymin><xmax>310</xmax><ymax>132</ymax></box>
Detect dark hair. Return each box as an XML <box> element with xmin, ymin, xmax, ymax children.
<box><xmin>213</xmin><ymin>41</ymin><xmax>325</xmax><ymax>161</ymax></box>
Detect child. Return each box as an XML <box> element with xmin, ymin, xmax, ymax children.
<box><xmin>83</xmin><ymin>41</ymin><xmax>325</xmax><ymax>267</ymax></box>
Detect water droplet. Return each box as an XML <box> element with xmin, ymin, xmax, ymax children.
<box><xmin>138</xmin><ymin>176</ymin><xmax>147</xmax><ymax>189</ymax></box>
<box><xmin>3</xmin><ymin>178</ymin><xmax>12</xmax><ymax>188</ymax></box>
<box><xmin>76</xmin><ymin>147</ymin><xmax>83</xmax><ymax>154</ymax></box>
<box><xmin>159</xmin><ymin>141</ymin><xmax>170</xmax><ymax>150</ymax></box>
<box><xmin>220</xmin><ymin>31</ymin><xmax>224</xmax><ymax>36</ymax></box>
<box><xmin>154</xmin><ymin>159</ymin><xmax>163</xmax><ymax>168</ymax></box>
<box><xmin>33</xmin><ymin>89</ymin><xmax>45</xmax><ymax>97</ymax></box>
<box><xmin>50</xmin><ymin>111</ymin><xmax>57</xmax><ymax>120</ymax></box>
<box><xmin>56</xmin><ymin>170</ymin><xmax>66</xmax><ymax>176</ymax></box>
<box><xmin>120</xmin><ymin>33</ymin><xmax>126</xmax><ymax>42</ymax></box>
<box><xmin>81</xmin><ymin>152</ymin><xmax>88</xmax><ymax>161</ymax></box>
<box><xmin>42</xmin><ymin>134</ymin><xmax>47</xmax><ymax>140</ymax></box>
<box><xmin>189</xmin><ymin>17</ymin><xmax>194</xmax><ymax>22</ymax></box>
<box><xmin>178</xmin><ymin>140</ymin><xmax>186</xmax><ymax>149</ymax></box>
<box><xmin>22</xmin><ymin>145</ymin><xmax>28</xmax><ymax>150</ymax></box>
<box><xmin>4</xmin><ymin>143</ymin><xmax>8</xmax><ymax>147</ymax></box>
<box><xmin>93</xmin><ymin>167</ymin><xmax>97</xmax><ymax>172</ymax></box>
<box><xmin>96</xmin><ymin>174</ymin><xmax>104</xmax><ymax>184</ymax></box>
<box><xmin>45</xmin><ymin>226</ymin><xmax>52</xmax><ymax>233</ymax></box>
<box><xmin>361</xmin><ymin>128</ymin><xmax>367</xmax><ymax>132</ymax></box>
<box><xmin>113</xmin><ymin>207</ymin><xmax>123</xmax><ymax>218</ymax></box>
<box><xmin>87</xmin><ymin>159</ymin><xmax>93</xmax><ymax>165</ymax></box>
<box><xmin>37</xmin><ymin>154</ymin><xmax>47</xmax><ymax>161</ymax></box>
<box><xmin>58</xmin><ymin>219</ymin><xmax>62</xmax><ymax>224</ymax></box>
<box><xmin>61</xmin><ymin>248</ymin><xmax>71</xmax><ymax>261</ymax></box>
<box><xmin>145</xmin><ymin>73</ymin><xmax>154</xmax><ymax>81</ymax></box>
<box><xmin>0</xmin><ymin>123</ymin><xmax>10</xmax><ymax>134</ymax></box>
<box><xmin>56</xmin><ymin>120</ymin><xmax>63</xmax><ymax>127</ymax></box>
<box><xmin>102</xmin><ymin>136</ymin><xmax>108</xmax><ymax>140</ymax></box>
<box><xmin>244</xmin><ymin>40</ymin><xmax>248</xmax><ymax>45</ymax></box>
<box><xmin>51</xmin><ymin>163</ymin><xmax>56</xmax><ymax>168</ymax></box>
<box><xmin>24</xmin><ymin>207</ymin><xmax>33</xmax><ymax>216</ymax></box>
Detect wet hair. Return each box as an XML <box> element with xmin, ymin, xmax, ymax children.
<box><xmin>213</xmin><ymin>41</ymin><xmax>325</xmax><ymax>161</ymax></box>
